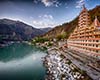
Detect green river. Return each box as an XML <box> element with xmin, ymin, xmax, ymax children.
<box><xmin>0</xmin><ymin>43</ymin><xmax>47</xmax><ymax>80</ymax></box>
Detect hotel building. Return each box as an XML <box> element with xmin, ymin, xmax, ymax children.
<box><xmin>67</xmin><ymin>5</ymin><xmax>100</xmax><ymax>58</ymax></box>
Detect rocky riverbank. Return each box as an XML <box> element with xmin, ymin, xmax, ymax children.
<box><xmin>32</xmin><ymin>40</ymin><xmax>99</xmax><ymax>80</ymax></box>
<box><xmin>43</xmin><ymin>47</ymin><xmax>92</xmax><ymax>80</ymax></box>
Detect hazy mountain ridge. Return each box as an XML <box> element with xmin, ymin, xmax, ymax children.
<box><xmin>43</xmin><ymin>5</ymin><xmax>100</xmax><ymax>39</ymax></box>
<box><xmin>40</xmin><ymin>27</ymin><xmax>52</xmax><ymax>33</ymax></box>
<box><xmin>0</xmin><ymin>19</ymin><xmax>46</xmax><ymax>41</ymax></box>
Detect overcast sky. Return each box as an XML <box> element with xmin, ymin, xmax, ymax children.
<box><xmin>0</xmin><ymin>0</ymin><xmax>100</xmax><ymax>28</ymax></box>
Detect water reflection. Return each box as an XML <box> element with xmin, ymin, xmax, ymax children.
<box><xmin>0</xmin><ymin>43</ymin><xmax>46</xmax><ymax>80</ymax></box>
<box><xmin>0</xmin><ymin>43</ymin><xmax>35</xmax><ymax>62</ymax></box>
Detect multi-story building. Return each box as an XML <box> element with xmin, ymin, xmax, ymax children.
<box><xmin>67</xmin><ymin>5</ymin><xmax>100</xmax><ymax>58</ymax></box>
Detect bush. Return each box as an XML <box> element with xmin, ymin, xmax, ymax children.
<box><xmin>56</xmin><ymin>32</ymin><xmax>67</xmax><ymax>40</ymax></box>
<box><xmin>32</xmin><ymin>37</ymin><xmax>49</xmax><ymax>43</ymax></box>
<box><xmin>47</xmin><ymin>42</ymin><xmax>53</xmax><ymax>46</ymax></box>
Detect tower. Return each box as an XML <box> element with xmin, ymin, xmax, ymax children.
<box><xmin>78</xmin><ymin>5</ymin><xmax>91</xmax><ymax>28</ymax></box>
<box><xmin>67</xmin><ymin>5</ymin><xmax>100</xmax><ymax>58</ymax></box>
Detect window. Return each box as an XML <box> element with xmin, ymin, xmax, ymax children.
<box><xmin>96</xmin><ymin>45</ymin><xmax>98</xmax><ymax>47</ymax></box>
<box><xmin>96</xmin><ymin>50</ymin><xmax>98</xmax><ymax>53</ymax></box>
<box><xmin>96</xmin><ymin>40</ymin><xmax>98</xmax><ymax>42</ymax></box>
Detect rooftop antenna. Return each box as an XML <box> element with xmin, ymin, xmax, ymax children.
<box><xmin>81</xmin><ymin>0</ymin><xmax>85</xmax><ymax>9</ymax></box>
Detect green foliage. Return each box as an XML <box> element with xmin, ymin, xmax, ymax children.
<box><xmin>41</xmin><ymin>46</ymin><xmax>47</xmax><ymax>50</ymax></box>
<box><xmin>32</xmin><ymin>37</ymin><xmax>49</xmax><ymax>43</ymax></box>
<box><xmin>68</xmin><ymin>61</ymin><xmax>72</xmax><ymax>65</ymax></box>
<box><xmin>56</xmin><ymin>32</ymin><xmax>67</xmax><ymax>40</ymax></box>
<box><xmin>56</xmin><ymin>35</ymin><xmax>63</xmax><ymax>40</ymax></box>
<box><xmin>47</xmin><ymin>42</ymin><xmax>53</xmax><ymax>46</ymax></box>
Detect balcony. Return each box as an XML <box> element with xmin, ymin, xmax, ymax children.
<box><xmin>94</xmin><ymin>31</ymin><xmax>100</xmax><ymax>35</ymax></box>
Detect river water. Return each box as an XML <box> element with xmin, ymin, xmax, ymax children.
<box><xmin>0</xmin><ymin>43</ymin><xmax>46</xmax><ymax>80</ymax></box>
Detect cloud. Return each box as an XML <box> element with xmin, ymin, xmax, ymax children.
<box><xmin>33</xmin><ymin>0</ymin><xmax>61</xmax><ymax>7</ymax></box>
<box><xmin>65</xmin><ymin>3</ymin><xmax>68</xmax><ymax>8</ymax></box>
<box><xmin>41</xmin><ymin>0</ymin><xmax>53</xmax><ymax>7</ymax></box>
<box><xmin>33</xmin><ymin>0</ymin><xmax>39</xmax><ymax>4</ymax></box>
<box><xmin>32</xmin><ymin>20</ymin><xmax>56</xmax><ymax>28</ymax></box>
<box><xmin>76</xmin><ymin>0</ymin><xmax>85</xmax><ymax>8</ymax></box>
<box><xmin>39</xmin><ymin>14</ymin><xmax>53</xmax><ymax>20</ymax></box>
<box><xmin>41</xmin><ymin>0</ymin><xmax>60</xmax><ymax>7</ymax></box>
<box><xmin>32</xmin><ymin>14</ymin><xmax>56</xmax><ymax>28</ymax></box>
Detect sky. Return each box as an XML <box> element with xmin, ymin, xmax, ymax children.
<box><xmin>0</xmin><ymin>0</ymin><xmax>100</xmax><ymax>28</ymax></box>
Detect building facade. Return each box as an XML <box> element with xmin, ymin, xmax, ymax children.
<box><xmin>67</xmin><ymin>5</ymin><xmax>100</xmax><ymax>58</ymax></box>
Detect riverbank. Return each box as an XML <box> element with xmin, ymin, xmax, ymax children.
<box><xmin>31</xmin><ymin>39</ymin><xmax>100</xmax><ymax>80</ymax></box>
<box><xmin>43</xmin><ymin>47</ymin><xmax>92</xmax><ymax>80</ymax></box>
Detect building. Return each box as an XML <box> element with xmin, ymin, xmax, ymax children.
<box><xmin>67</xmin><ymin>5</ymin><xmax>100</xmax><ymax>58</ymax></box>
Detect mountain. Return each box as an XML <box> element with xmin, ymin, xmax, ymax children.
<box><xmin>43</xmin><ymin>5</ymin><xmax>100</xmax><ymax>39</ymax></box>
<box><xmin>40</xmin><ymin>27</ymin><xmax>52</xmax><ymax>33</ymax></box>
<box><xmin>0</xmin><ymin>19</ymin><xmax>45</xmax><ymax>41</ymax></box>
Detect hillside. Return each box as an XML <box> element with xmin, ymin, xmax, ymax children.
<box><xmin>43</xmin><ymin>5</ymin><xmax>100</xmax><ymax>39</ymax></box>
<box><xmin>0</xmin><ymin>19</ymin><xmax>46</xmax><ymax>41</ymax></box>
<box><xmin>40</xmin><ymin>27</ymin><xmax>52</xmax><ymax>33</ymax></box>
